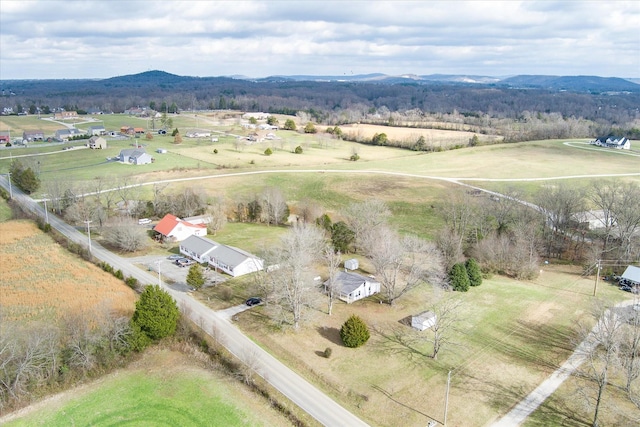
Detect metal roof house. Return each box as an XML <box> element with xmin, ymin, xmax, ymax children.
<box><xmin>324</xmin><ymin>271</ymin><xmax>380</xmax><ymax>304</ymax></box>
<box><xmin>621</xmin><ymin>265</ymin><xmax>640</xmax><ymax>286</ymax></box>
<box><xmin>153</xmin><ymin>214</ymin><xmax>207</xmax><ymax>242</ymax></box>
<box><xmin>179</xmin><ymin>235</ymin><xmax>264</xmax><ymax>277</ymax></box>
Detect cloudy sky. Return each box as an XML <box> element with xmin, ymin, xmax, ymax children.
<box><xmin>1</xmin><ymin>0</ymin><xmax>638</xmax><ymax>80</ymax></box>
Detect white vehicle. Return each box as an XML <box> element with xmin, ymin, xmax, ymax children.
<box><xmin>138</xmin><ymin>218</ymin><xmax>152</xmax><ymax>225</ymax></box>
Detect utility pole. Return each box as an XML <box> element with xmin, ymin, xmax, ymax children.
<box><xmin>155</xmin><ymin>259</ymin><xmax>162</xmax><ymax>286</ymax></box>
<box><xmin>84</xmin><ymin>220</ymin><xmax>92</xmax><ymax>253</ymax></box>
<box><xmin>593</xmin><ymin>259</ymin><xmax>601</xmax><ymax>297</ymax></box>
<box><xmin>444</xmin><ymin>370</ymin><xmax>451</xmax><ymax>426</ymax></box>
<box><xmin>43</xmin><ymin>196</ymin><xmax>49</xmax><ymax>224</ymax></box>
<box><xmin>5</xmin><ymin>172</ymin><xmax>12</xmax><ymax>199</ymax></box>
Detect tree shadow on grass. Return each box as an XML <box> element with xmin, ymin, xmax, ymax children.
<box><xmin>454</xmin><ymin>319</ymin><xmax>590</xmax><ymax>426</ymax></box>
<box><xmin>316</xmin><ymin>326</ymin><xmax>343</xmax><ymax>346</ymax></box>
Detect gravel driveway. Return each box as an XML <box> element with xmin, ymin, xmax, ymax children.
<box><xmin>128</xmin><ymin>254</ymin><xmax>226</xmax><ymax>292</ymax></box>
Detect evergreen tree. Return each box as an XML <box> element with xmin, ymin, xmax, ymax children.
<box><xmin>340</xmin><ymin>315</ymin><xmax>370</xmax><ymax>348</ymax></box>
<box><xmin>186</xmin><ymin>263</ymin><xmax>205</xmax><ymax>290</ymax></box>
<box><xmin>465</xmin><ymin>258</ymin><xmax>483</xmax><ymax>287</ymax></box>
<box><xmin>132</xmin><ymin>285</ymin><xmax>179</xmax><ymax>341</ymax></box>
<box><xmin>449</xmin><ymin>263</ymin><xmax>470</xmax><ymax>292</ymax></box>
<box><xmin>331</xmin><ymin>221</ymin><xmax>355</xmax><ymax>253</ymax></box>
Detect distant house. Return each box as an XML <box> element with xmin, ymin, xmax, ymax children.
<box><xmin>242</xmin><ymin>112</ymin><xmax>270</xmax><ymax>120</ymax></box>
<box><xmin>179</xmin><ymin>235</ymin><xmax>264</xmax><ymax>277</ymax></box>
<box><xmin>411</xmin><ymin>311</ymin><xmax>437</xmax><ymax>331</ymax></box>
<box><xmin>120</xmin><ymin>126</ymin><xmax>135</xmax><ymax>135</ymax></box>
<box><xmin>0</xmin><ymin>133</ymin><xmax>10</xmax><ymax>144</ymax></box>
<box><xmin>88</xmin><ymin>136</ymin><xmax>107</xmax><ymax>149</ymax></box>
<box><xmin>186</xmin><ymin>131</ymin><xmax>211</xmax><ymax>138</ymax></box>
<box><xmin>118</xmin><ymin>148</ymin><xmax>152</xmax><ymax>165</ymax></box>
<box><xmin>133</xmin><ymin>127</ymin><xmax>145</xmax><ymax>134</ymax></box>
<box><xmin>54</xmin><ymin>111</ymin><xmax>78</xmax><ymax>120</ymax></box>
<box><xmin>325</xmin><ymin>271</ymin><xmax>380</xmax><ymax>304</ymax></box>
<box><xmin>153</xmin><ymin>214</ymin><xmax>207</xmax><ymax>242</ymax></box>
<box><xmin>55</xmin><ymin>128</ymin><xmax>84</xmax><ymax>142</ymax></box>
<box><xmin>592</xmin><ymin>136</ymin><xmax>631</xmax><ymax>150</ymax></box>
<box><xmin>572</xmin><ymin>210</ymin><xmax>615</xmax><ymax>230</ymax></box>
<box><xmin>88</xmin><ymin>125</ymin><xmax>106</xmax><ymax>136</ymax></box>
<box><xmin>22</xmin><ymin>130</ymin><xmax>44</xmax><ymax>142</ymax></box>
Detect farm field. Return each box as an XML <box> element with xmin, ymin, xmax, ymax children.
<box><xmin>0</xmin><ymin>348</ymin><xmax>293</xmax><ymax>427</ymax></box>
<box><xmin>0</xmin><ymin>220</ymin><xmax>136</xmax><ymax>321</ymax></box>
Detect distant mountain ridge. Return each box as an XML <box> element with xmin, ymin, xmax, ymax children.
<box><xmin>3</xmin><ymin>70</ymin><xmax>638</xmax><ymax>93</ymax></box>
<box><xmin>254</xmin><ymin>72</ymin><xmax>639</xmax><ymax>92</ymax></box>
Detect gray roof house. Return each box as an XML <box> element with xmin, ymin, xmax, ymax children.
<box><xmin>179</xmin><ymin>235</ymin><xmax>264</xmax><ymax>277</ymax></box>
<box><xmin>88</xmin><ymin>125</ymin><xmax>106</xmax><ymax>136</ymax></box>
<box><xmin>324</xmin><ymin>271</ymin><xmax>380</xmax><ymax>304</ymax></box>
<box><xmin>118</xmin><ymin>148</ymin><xmax>152</xmax><ymax>165</ymax></box>
<box><xmin>55</xmin><ymin>128</ymin><xmax>84</xmax><ymax>141</ymax></box>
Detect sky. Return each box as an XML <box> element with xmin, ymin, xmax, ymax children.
<box><xmin>1</xmin><ymin>0</ymin><xmax>639</xmax><ymax>80</ymax></box>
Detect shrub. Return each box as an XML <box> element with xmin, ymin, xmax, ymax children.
<box><xmin>324</xmin><ymin>347</ymin><xmax>332</xmax><ymax>358</ymax></box>
<box><xmin>264</xmin><ymin>147</ymin><xmax>273</xmax><ymax>156</ymax></box>
<box><xmin>465</xmin><ymin>258</ymin><xmax>483</xmax><ymax>287</ymax></box>
<box><xmin>125</xmin><ymin>276</ymin><xmax>139</xmax><ymax>290</ymax></box>
<box><xmin>213</xmin><ymin>148</ymin><xmax>218</xmax><ymax>154</ymax></box>
<box><xmin>349</xmin><ymin>153</ymin><xmax>360</xmax><ymax>161</ymax></box>
<box><xmin>294</xmin><ymin>146</ymin><xmax>303</xmax><ymax>154</ymax></box>
<box><xmin>114</xmin><ymin>269</ymin><xmax>124</xmax><ymax>280</ymax></box>
<box><xmin>449</xmin><ymin>263</ymin><xmax>470</xmax><ymax>292</ymax></box>
<box><xmin>340</xmin><ymin>315</ymin><xmax>370</xmax><ymax>348</ymax></box>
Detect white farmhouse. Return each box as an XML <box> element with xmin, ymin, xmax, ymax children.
<box><xmin>325</xmin><ymin>271</ymin><xmax>380</xmax><ymax>304</ymax></box>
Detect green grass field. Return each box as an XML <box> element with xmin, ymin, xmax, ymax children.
<box><xmin>1</xmin><ymin>349</ymin><xmax>290</xmax><ymax>427</ymax></box>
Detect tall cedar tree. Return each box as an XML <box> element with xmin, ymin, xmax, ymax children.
<box><xmin>132</xmin><ymin>285</ymin><xmax>179</xmax><ymax>341</ymax></box>
<box><xmin>186</xmin><ymin>263</ymin><xmax>205</xmax><ymax>290</ymax></box>
<box><xmin>340</xmin><ymin>315</ymin><xmax>370</xmax><ymax>348</ymax></box>
<box><xmin>449</xmin><ymin>263</ymin><xmax>470</xmax><ymax>292</ymax></box>
<box><xmin>465</xmin><ymin>258</ymin><xmax>483</xmax><ymax>287</ymax></box>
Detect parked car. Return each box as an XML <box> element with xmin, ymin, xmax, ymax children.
<box><xmin>167</xmin><ymin>254</ymin><xmax>183</xmax><ymax>260</ymax></box>
<box><xmin>245</xmin><ymin>297</ymin><xmax>262</xmax><ymax>306</ymax></box>
<box><xmin>138</xmin><ymin>218</ymin><xmax>152</xmax><ymax>225</ymax></box>
<box><xmin>176</xmin><ymin>258</ymin><xmax>195</xmax><ymax>267</ymax></box>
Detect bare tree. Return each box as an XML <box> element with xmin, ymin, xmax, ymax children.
<box><xmin>621</xmin><ymin>297</ymin><xmax>640</xmax><ymax>393</ymax></box>
<box><xmin>590</xmin><ymin>180</ymin><xmax>620</xmax><ymax>255</ymax></box>
<box><xmin>298</xmin><ymin>198</ymin><xmax>323</xmax><ymax>223</ymax></box>
<box><xmin>343</xmin><ymin>199</ymin><xmax>390</xmax><ymax>252</ymax></box>
<box><xmin>611</xmin><ymin>181</ymin><xmax>640</xmax><ymax>262</ymax></box>
<box><xmin>427</xmin><ymin>296</ymin><xmax>464</xmax><ymax>360</ymax></box>
<box><xmin>206</xmin><ymin>195</ymin><xmax>227</xmax><ymax>235</ymax></box>
<box><xmin>363</xmin><ymin>225</ymin><xmax>445</xmax><ymax>305</ymax></box>
<box><xmin>103</xmin><ymin>217</ymin><xmax>149</xmax><ymax>252</ymax></box>
<box><xmin>536</xmin><ymin>183</ymin><xmax>586</xmax><ymax>258</ymax></box>
<box><xmin>265</xmin><ymin>223</ymin><xmax>325</xmax><ymax>329</ymax></box>
<box><xmin>324</xmin><ymin>246</ymin><xmax>342</xmax><ymax>316</ymax></box>
<box><xmin>575</xmin><ymin>301</ymin><xmax>624</xmax><ymax>427</ymax></box>
<box><xmin>261</xmin><ymin>186</ymin><xmax>288</xmax><ymax>226</ymax></box>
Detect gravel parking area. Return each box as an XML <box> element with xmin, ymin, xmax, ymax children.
<box><xmin>128</xmin><ymin>254</ymin><xmax>226</xmax><ymax>292</ymax></box>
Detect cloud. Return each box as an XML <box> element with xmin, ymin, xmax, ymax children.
<box><xmin>1</xmin><ymin>0</ymin><xmax>638</xmax><ymax>79</ymax></box>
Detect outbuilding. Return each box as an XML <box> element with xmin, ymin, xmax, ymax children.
<box><xmin>411</xmin><ymin>311</ymin><xmax>437</xmax><ymax>331</ymax></box>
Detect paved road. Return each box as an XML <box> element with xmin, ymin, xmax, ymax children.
<box><xmin>0</xmin><ymin>176</ymin><xmax>370</xmax><ymax>427</ymax></box>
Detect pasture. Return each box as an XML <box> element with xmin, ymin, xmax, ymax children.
<box><xmin>0</xmin><ymin>349</ymin><xmax>292</xmax><ymax>427</ymax></box>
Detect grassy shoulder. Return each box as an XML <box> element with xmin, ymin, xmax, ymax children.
<box><xmin>0</xmin><ymin>348</ymin><xmax>292</xmax><ymax>427</ymax></box>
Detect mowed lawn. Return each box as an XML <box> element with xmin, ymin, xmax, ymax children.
<box><xmin>0</xmin><ymin>349</ymin><xmax>291</xmax><ymax>427</ymax></box>
<box><xmin>228</xmin><ymin>264</ymin><xmax>630</xmax><ymax>427</ymax></box>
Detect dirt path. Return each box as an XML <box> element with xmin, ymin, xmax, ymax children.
<box><xmin>491</xmin><ymin>299</ymin><xmax>638</xmax><ymax>427</ymax></box>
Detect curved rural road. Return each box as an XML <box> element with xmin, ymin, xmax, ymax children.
<box><xmin>0</xmin><ymin>176</ymin><xmax>370</xmax><ymax>427</ymax></box>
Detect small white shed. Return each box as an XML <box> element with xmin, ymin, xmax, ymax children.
<box><xmin>412</xmin><ymin>311</ymin><xmax>437</xmax><ymax>331</ymax></box>
<box><xmin>344</xmin><ymin>259</ymin><xmax>359</xmax><ymax>270</ymax></box>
